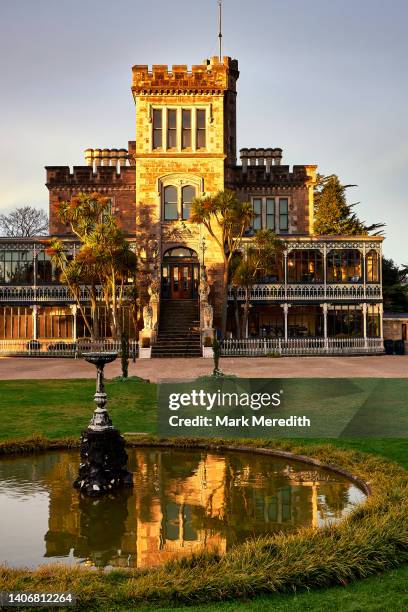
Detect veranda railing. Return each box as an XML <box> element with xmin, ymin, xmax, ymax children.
<box><xmin>220</xmin><ymin>337</ymin><xmax>384</xmax><ymax>356</ymax></box>
<box><xmin>0</xmin><ymin>339</ymin><xmax>138</xmax><ymax>358</ymax></box>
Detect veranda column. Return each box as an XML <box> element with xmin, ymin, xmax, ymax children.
<box><xmin>323</xmin><ymin>244</ymin><xmax>327</xmax><ymax>298</ymax></box>
<box><xmin>284</xmin><ymin>251</ymin><xmax>288</xmax><ymax>300</ymax></box>
<box><xmin>362</xmin><ymin>303</ymin><xmax>368</xmax><ymax>348</ymax></box>
<box><xmin>281</xmin><ymin>303</ymin><xmax>290</xmax><ymax>341</ymax></box>
<box><xmin>321</xmin><ymin>303</ymin><xmax>328</xmax><ymax>349</ymax></box>
<box><xmin>362</xmin><ymin>243</ymin><xmax>367</xmax><ymax>300</ymax></box>
<box><xmin>32</xmin><ymin>305</ymin><xmax>38</xmax><ymax>340</ymax></box>
<box><xmin>379</xmin><ymin>303</ymin><xmax>383</xmax><ymax>340</ymax></box>
<box><xmin>70</xmin><ymin>304</ymin><xmax>77</xmax><ymax>342</ymax></box>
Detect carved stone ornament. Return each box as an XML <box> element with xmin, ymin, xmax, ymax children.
<box><xmin>148</xmin><ymin>278</ymin><xmax>160</xmax><ymax>299</ymax></box>
<box><xmin>199</xmin><ymin>278</ymin><xmax>210</xmax><ymax>302</ymax></box>
<box><xmin>203</xmin><ymin>303</ymin><xmax>213</xmax><ymax>329</ymax></box>
<box><xmin>143</xmin><ymin>304</ymin><xmax>154</xmax><ymax>329</ymax></box>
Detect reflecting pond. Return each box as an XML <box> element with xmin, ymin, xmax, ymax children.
<box><xmin>0</xmin><ymin>447</ymin><xmax>366</xmax><ymax>569</ymax></box>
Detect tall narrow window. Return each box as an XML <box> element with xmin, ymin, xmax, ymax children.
<box><xmin>196</xmin><ymin>109</ymin><xmax>206</xmax><ymax>148</ymax></box>
<box><xmin>266</xmin><ymin>198</ymin><xmax>275</xmax><ymax>230</ymax></box>
<box><xmin>167</xmin><ymin>109</ymin><xmax>177</xmax><ymax>148</ymax></box>
<box><xmin>279</xmin><ymin>198</ymin><xmax>288</xmax><ymax>232</ymax></box>
<box><xmin>252</xmin><ymin>198</ymin><xmax>262</xmax><ymax>230</ymax></box>
<box><xmin>152</xmin><ymin>109</ymin><xmax>162</xmax><ymax>149</ymax></box>
<box><xmin>182</xmin><ymin>185</ymin><xmax>196</xmax><ymax>220</ymax></box>
<box><xmin>164</xmin><ymin>186</ymin><xmax>178</xmax><ymax>220</ymax></box>
<box><xmin>182</xmin><ymin>110</ymin><xmax>192</xmax><ymax>149</ymax></box>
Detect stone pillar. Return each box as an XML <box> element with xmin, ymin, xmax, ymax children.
<box><xmin>240</xmin><ymin>148</ymin><xmax>249</xmax><ymax>173</ymax></box>
<box><xmin>110</xmin><ymin>148</ymin><xmax>119</xmax><ymax>171</ymax></box>
<box><xmin>94</xmin><ymin>149</ymin><xmax>102</xmax><ymax>167</ymax></box>
<box><xmin>101</xmin><ymin>149</ymin><xmax>110</xmax><ymax>167</ymax></box>
<box><xmin>70</xmin><ymin>304</ymin><xmax>78</xmax><ymax>342</ymax></box>
<box><xmin>118</xmin><ymin>149</ymin><xmax>128</xmax><ymax>168</ymax></box>
<box><xmin>264</xmin><ymin>148</ymin><xmax>273</xmax><ymax>174</ymax></box>
<box><xmin>257</xmin><ymin>148</ymin><xmax>265</xmax><ymax>166</ymax></box>
<box><xmin>248</xmin><ymin>148</ymin><xmax>257</xmax><ymax>166</ymax></box>
<box><xmin>84</xmin><ymin>148</ymin><xmax>94</xmax><ymax>167</ymax></box>
<box><xmin>32</xmin><ymin>305</ymin><xmax>38</xmax><ymax>340</ymax></box>
<box><xmin>273</xmin><ymin>148</ymin><xmax>283</xmax><ymax>165</ymax></box>
<box><xmin>362</xmin><ymin>303</ymin><xmax>368</xmax><ymax>348</ymax></box>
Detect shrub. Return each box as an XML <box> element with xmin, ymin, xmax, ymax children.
<box><xmin>26</xmin><ymin>339</ymin><xmax>41</xmax><ymax>351</ymax></box>
<box><xmin>121</xmin><ymin>332</ymin><xmax>129</xmax><ymax>378</ymax></box>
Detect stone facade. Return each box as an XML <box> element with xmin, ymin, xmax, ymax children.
<box><xmin>0</xmin><ymin>55</ymin><xmax>385</xmax><ymax>355</ymax></box>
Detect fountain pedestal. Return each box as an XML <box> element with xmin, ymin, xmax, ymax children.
<box><xmin>73</xmin><ymin>352</ymin><xmax>133</xmax><ymax>496</ymax></box>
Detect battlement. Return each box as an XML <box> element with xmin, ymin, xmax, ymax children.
<box><xmin>132</xmin><ymin>56</ymin><xmax>239</xmax><ymax>95</ymax></box>
<box><xmin>45</xmin><ymin>164</ymin><xmax>135</xmax><ymax>188</ymax></box>
<box><xmin>231</xmin><ymin>161</ymin><xmax>317</xmax><ymax>188</ymax></box>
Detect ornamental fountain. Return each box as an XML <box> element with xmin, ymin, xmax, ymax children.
<box><xmin>73</xmin><ymin>352</ymin><xmax>133</xmax><ymax>496</ymax></box>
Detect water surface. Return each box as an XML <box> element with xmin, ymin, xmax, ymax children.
<box><xmin>0</xmin><ymin>447</ymin><xmax>365</xmax><ymax>568</ymax></box>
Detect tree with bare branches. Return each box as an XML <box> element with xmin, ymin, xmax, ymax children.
<box><xmin>0</xmin><ymin>206</ymin><xmax>48</xmax><ymax>237</ymax></box>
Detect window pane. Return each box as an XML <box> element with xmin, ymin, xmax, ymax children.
<box><xmin>252</xmin><ymin>198</ymin><xmax>262</xmax><ymax>230</ymax></box>
<box><xmin>279</xmin><ymin>198</ymin><xmax>289</xmax><ymax>231</ymax></box>
<box><xmin>266</xmin><ymin>198</ymin><xmax>275</xmax><ymax>230</ymax></box>
<box><xmin>182</xmin><ymin>110</ymin><xmax>191</xmax><ymax>149</ymax></box>
<box><xmin>266</xmin><ymin>198</ymin><xmax>275</xmax><ymax>215</ymax></box>
<box><xmin>167</xmin><ymin>109</ymin><xmax>177</xmax><ymax>148</ymax></box>
<box><xmin>153</xmin><ymin>109</ymin><xmax>162</xmax><ymax>149</ymax></box>
<box><xmin>196</xmin><ymin>109</ymin><xmax>206</xmax><ymax>148</ymax></box>
<box><xmin>182</xmin><ymin>185</ymin><xmax>196</xmax><ymax>220</ymax></box>
<box><xmin>164</xmin><ymin>185</ymin><xmax>178</xmax><ymax>220</ymax></box>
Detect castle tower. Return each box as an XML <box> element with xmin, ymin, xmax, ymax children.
<box><xmin>131</xmin><ymin>56</ymin><xmax>239</xmax><ymax>332</ymax></box>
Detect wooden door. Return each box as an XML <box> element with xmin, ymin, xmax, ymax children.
<box><xmin>170</xmin><ymin>264</ymin><xmax>192</xmax><ymax>299</ymax></box>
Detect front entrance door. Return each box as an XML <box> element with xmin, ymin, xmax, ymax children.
<box><xmin>170</xmin><ymin>264</ymin><xmax>193</xmax><ymax>299</ymax></box>
<box><xmin>161</xmin><ymin>247</ymin><xmax>199</xmax><ymax>300</ymax></box>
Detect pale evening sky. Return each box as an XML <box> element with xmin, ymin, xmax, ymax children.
<box><xmin>0</xmin><ymin>0</ymin><xmax>406</xmax><ymax>264</ymax></box>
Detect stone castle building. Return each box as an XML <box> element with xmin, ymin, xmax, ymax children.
<box><xmin>0</xmin><ymin>56</ymin><xmax>384</xmax><ymax>356</ymax></box>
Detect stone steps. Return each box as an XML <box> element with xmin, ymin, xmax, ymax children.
<box><xmin>152</xmin><ymin>298</ymin><xmax>201</xmax><ymax>358</ymax></box>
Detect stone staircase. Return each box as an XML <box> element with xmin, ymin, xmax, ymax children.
<box><xmin>151</xmin><ymin>299</ymin><xmax>202</xmax><ymax>358</ymax></box>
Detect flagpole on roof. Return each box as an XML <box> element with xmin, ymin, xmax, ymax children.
<box><xmin>218</xmin><ymin>0</ymin><xmax>223</xmax><ymax>60</ymax></box>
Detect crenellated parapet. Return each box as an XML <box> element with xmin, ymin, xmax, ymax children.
<box><xmin>132</xmin><ymin>56</ymin><xmax>239</xmax><ymax>95</ymax></box>
<box><xmin>45</xmin><ymin>164</ymin><xmax>135</xmax><ymax>189</ymax></box>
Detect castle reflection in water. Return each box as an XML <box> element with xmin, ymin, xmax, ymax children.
<box><xmin>27</xmin><ymin>447</ymin><xmax>358</xmax><ymax>569</ymax></box>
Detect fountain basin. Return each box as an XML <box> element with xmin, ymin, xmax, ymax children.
<box><xmin>0</xmin><ymin>446</ymin><xmax>366</xmax><ymax>569</ymax></box>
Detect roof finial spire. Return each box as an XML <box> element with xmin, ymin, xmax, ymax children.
<box><xmin>218</xmin><ymin>0</ymin><xmax>223</xmax><ymax>60</ymax></box>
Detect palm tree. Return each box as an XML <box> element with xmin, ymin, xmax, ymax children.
<box><xmin>232</xmin><ymin>230</ymin><xmax>284</xmax><ymax>337</ymax></box>
<box><xmin>190</xmin><ymin>189</ymin><xmax>253</xmax><ymax>337</ymax></box>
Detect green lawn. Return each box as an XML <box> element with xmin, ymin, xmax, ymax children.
<box><xmin>0</xmin><ymin>377</ymin><xmax>156</xmax><ymax>440</ymax></box>
<box><xmin>0</xmin><ymin>377</ymin><xmax>407</xmax><ymax>611</ymax></box>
